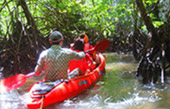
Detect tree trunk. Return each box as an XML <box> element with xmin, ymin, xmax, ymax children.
<box><xmin>135</xmin><ymin>0</ymin><xmax>160</xmax><ymax>55</ymax></box>
<box><xmin>0</xmin><ymin>0</ymin><xmax>49</xmax><ymax>77</ymax></box>
<box><xmin>135</xmin><ymin>0</ymin><xmax>164</xmax><ymax>84</ymax></box>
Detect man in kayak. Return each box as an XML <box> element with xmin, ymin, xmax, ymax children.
<box><xmin>34</xmin><ymin>31</ymin><xmax>85</xmax><ymax>81</ymax></box>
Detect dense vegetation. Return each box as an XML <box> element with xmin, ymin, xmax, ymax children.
<box><xmin>0</xmin><ymin>0</ymin><xmax>170</xmax><ymax>84</ymax></box>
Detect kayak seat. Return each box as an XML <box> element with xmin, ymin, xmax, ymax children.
<box><xmin>32</xmin><ymin>79</ymin><xmax>66</xmax><ymax>95</ymax></box>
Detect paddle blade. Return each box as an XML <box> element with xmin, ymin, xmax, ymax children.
<box><xmin>94</xmin><ymin>40</ymin><xmax>110</xmax><ymax>52</ymax></box>
<box><xmin>0</xmin><ymin>72</ymin><xmax>34</xmax><ymax>92</ymax></box>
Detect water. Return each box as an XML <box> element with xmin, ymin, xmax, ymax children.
<box><xmin>1</xmin><ymin>53</ymin><xmax>170</xmax><ymax>109</ymax></box>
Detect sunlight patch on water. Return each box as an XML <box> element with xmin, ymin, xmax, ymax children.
<box><xmin>106</xmin><ymin>62</ymin><xmax>137</xmax><ymax>71</ymax></box>
<box><xmin>55</xmin><ymin>91</ymin><xmax>160</xmax><ymax>109</ymax></box>
<box><xmin>106</xmin><ymin>91</ymin><xmax>160</xmax><ymax>108</ymax></box>
<box><xmin>0</xmin><ymin>90</ymin><xmax>26</xmax><ymax>109</ymax></box>
<box><xmin>60</xmin><ymin>94</ymin><xmax>109</xmax><ymax>108</ymax></box>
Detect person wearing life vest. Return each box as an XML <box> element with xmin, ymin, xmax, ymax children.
<box><xmin>68</xmin><ymin>38</ymin><xmax>93</xmax><ymax>76</ymax></box>
<box><xmin>78</xmin><ymin>33</ymin><xmax>100</xmax><ymax>66</ymax></box>
<box><xmin>78</xmin><ymin>33</ymin><xmax>93</xmax><ymax>51</ymax></box>
<box><xmin>70</xmin><ymin>33</ymin><xmax>93</xmax><ymax>51</ymax></box>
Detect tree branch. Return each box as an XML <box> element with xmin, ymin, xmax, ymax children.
<box><xmin>0</xmin><ymin>0</ymin><xmax>12</xmax><ymax>12</ymax></box>
<box><xmin>135</xmin><ymin>0</ymin><xmax>155</xmax><ymax>33</ymax></box>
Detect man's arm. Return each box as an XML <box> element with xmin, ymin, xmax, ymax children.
<box><xmin>72</xmin><ymin>51</ymin><xmax>85</xmax><ymax>60</ymax></box>
<box><xmin>34</xmin><ymin>51</ymin><xmax>47</xmax><ymax>76</ymax></box>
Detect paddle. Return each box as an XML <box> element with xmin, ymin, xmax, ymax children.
<box><xmin>85</xmin><ymin>40</ymin><xmax>110</xmax><ymax>53</ymax></box>
<box><xmin>0</xmin><ymin>72</ymin><xmax>35</xmax><ymax>92</ymax></box>
<box><xmin>0</xmin><ymin>40</ymin><xmax>110</xmax><ymax>92</ymax></box>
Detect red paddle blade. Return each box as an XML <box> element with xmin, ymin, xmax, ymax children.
<box><xmin>0</xmin><ymin>74</ymin><xmax>26</xmax><ymax>92</ymax></box>
<box><xmin>94</xmin><ymin>40</ymin><xmax>110</xmax><ymax>52</ymax></box>
<box><xmin>0</xmin><ymin>72</ymin><xmax>34</xmax><ymax>92</ymax></box>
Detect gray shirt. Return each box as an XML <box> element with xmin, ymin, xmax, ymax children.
<box><xmin>34</xmin><ymin>45</ymin><xmax>85</xmax><ymax>80</ymax></box>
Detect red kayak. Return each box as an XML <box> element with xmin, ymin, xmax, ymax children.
<box><xmin>27</xmin><ymin>53</ymin><xmax>106</xmax><ymax>109</ymax></box>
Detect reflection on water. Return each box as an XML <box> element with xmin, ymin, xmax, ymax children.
<box><xmin>1</xmin><ymin>53</ymin><xmax>170</xmax><ymax>109</ymax></box>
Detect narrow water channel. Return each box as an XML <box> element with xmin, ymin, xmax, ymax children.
<box><xmin>1</xmin><ymin>53</ymin><xmax>170</xmax><ymax>109</ymax></box>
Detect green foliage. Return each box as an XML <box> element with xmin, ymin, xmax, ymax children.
<box><xmin>153</xmin><ymin>21</ymin><xmax>163</xmax><ymax>28</ymax></box>
<box><xmin>144</xmin><ymin>0</ymin><xmax>158</xmax><ymax>5</ymax></box>
<box><xmin>0</xmin><ymin>0</ymin><xmax>135</xmax><ymax>40</ymax></box>
<box><xmin>159</xmin><ymin>0</ymin><xmax>170</xmax><ymax>23</ymax></box>
<box><xmin>0</xmin><ymin>0</ymin><xmax>169</xmax><ymax>40</ymax></box>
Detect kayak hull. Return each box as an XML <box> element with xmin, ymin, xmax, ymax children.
<box><xmin>27</xmin><ymin>53</ymin><xmax>105</xmax><ymax>109</ymax></box>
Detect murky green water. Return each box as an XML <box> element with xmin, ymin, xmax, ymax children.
<box><xmin>1</xmin><ymin>53</ymin><xmax>170</xmax><ymax>109</ymax></box>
